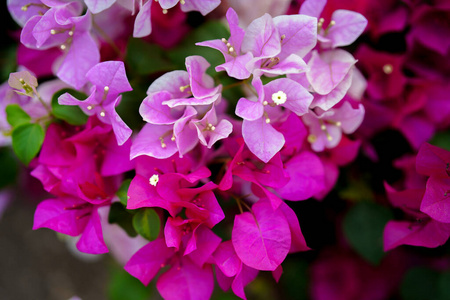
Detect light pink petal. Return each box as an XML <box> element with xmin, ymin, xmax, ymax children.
<box><xmin>327</xmin><ymin>10</ymin><xmax>367</xmax><ymax>48</ymax></box>
<box><xmin>84</xmin><ymin>0</ymin><xmax>116</xmax><ymax>14</ymax></box>
<box><xmin>232</xmin><ymin>199</ymin><xmax>291</xmax><ymax>271</ymax></box>
<box><xmin>130</xmin><ymin>123</ymin><xmax>178</xmax><ymax>159</ymax></box>
<box><xmin>298</xmin><ymin>0</ymin><xmax>326</xmax><ymax>18</ymax></box>
<box><xmin>140</xmin><ymin>92</ymin><xmax>180</xmax><ymax>125</ymax></box>
<box><xmin>133</xmin><ymin>0</ymin><xmax>152</xmax><ymax>38</ymax></box>
<box><xmin>236</xmin><ymin>97</ymin><xmax>264</xmax><ymax>121</ymax></box>
<box><xmin>241</xmin><ymin>14</ymin><xmax>281</xmax><ymax>59</ymax></box>
<box><xmin>273</xmin><ymin>14</ymin><xmax>317</xmax><ymax>59</ymax></box>
<box><xmin>186</xmin><ymin>55</ymin><xmax>221</xmax><ymax>100</ymax></box>
<box><xmin>103</xmin><ymin>96</ymin><xmax>132</xmax><ymax>146</ymax></box>
<box><xmin>306</xmin><ymin>50</ymin><xmax>356</xmax><ymax>95</ymax></box>
<box><xmin>181</xmin><ymin>0</ymin><xmax>221</xmax><ymax>15</ymax></box>
<box><xmin>264</xmin><ymin>77</ymin><xmax>312</xmax><ymax>116</ymax></box>
<box><xmin>57</xmin><ymin>32</ymin><xmax>100</xmax><ymax>89</ymax></box>
<box><xmin>147</xmin><ymin>70</ymin><xmax>190</xmax><ymax>98</ymax></box>
<box><xmin>310</xmin><ymin>69</ymin><xmax>353</xmax><ymax>111</ymax></box>
<box><xmin>242</xmin><ymin>118</ymin><xmax>285</xmax><ymax>163</ymax></box>
<box><xmin>86</xmin><ymin>61</ymin><xmax>132</xmax><ymax>95</ymax></box>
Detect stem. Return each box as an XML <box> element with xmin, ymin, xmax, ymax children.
<box><xmin>222</xmin><ymin>80</ymin><xmax>245</xmax><ymax>91</ymax></box>
<box><xmin>34</xmin><ymin>91</ymin><xmax>51</xmax><ymax>113</ymax></box>
<box><xmin>92</xmin><ymin>20</ymin><xmax>122</xmax><ymax>58</ymax></box>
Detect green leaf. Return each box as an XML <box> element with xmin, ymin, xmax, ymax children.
<box><xmin>132</xmin><ymin>208</ymin><xmax>161</xmax><ymax>241</ymax></box>
<box><xmin>343</xmin><ymin>202</ymin><xmax>393</xmax><ymax>265</ymax></box>
<box><xmin>430</xmin><ymin>131</ymin><xmax>450</xmax><ymax>152</ymax></box>
<box><xmin>108</xmin><ymin>202</ymin><xmax>137</xmax><ymax>237</ymax></box>
<box><xmin>401</xmin><ymin>267</ymin><xmax>440</xmax><ymax>300</ymax></box>
<box><xmin>116</xmin><ymin>179</ymin><xmax>132</xmax><ymax>206</ymax></box>
<box><xmin>108</xmin><ymin>266</ymin><xmax>152</xmax><ymax>300</ymax></box>
<box><xmin>167</xmin><ymin>21</ymin><xmax>229</xmax><ymax>73</ymax></box>
<box><xmin>126</xmin><ymin>39</ymin><xmax>176</xmax><ymax>75</ymax></box>
<box><xmin>438</xmin><ymin>271</ymin><xmax>450</xmax><ymax>300</ymax></box>
<box><xmin>11</xmin><ymin>123</ymin><xmax>45</xmax><ymax>165</ymax></box>
<box><xmin>5</xmin><ymin>104</ymin><xmax>31</xmax><ymax>128</ymax></box>
<box><xmin>51</xmin><ymin>88</ymin><xmax>88</xmax><ymax>125</ymax></box>
<box><xmin>0</xmin><ymin>147</ymin><xmax>18</xmax><ymax>189</ymax></box>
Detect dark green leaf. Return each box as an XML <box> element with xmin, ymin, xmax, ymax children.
<box><xmin>126</xmin><ymin>38</ymin><xmax>176</xmax><ymax>75</ymax></box>
<box><xmin>167</xmin><ymin>21</ymin><xmax>229</xmax><ymax>74</ymax></box>
<box><xmin>108</xmin><ymin>202</ymin><xmax>137</xmax><ymax>237</ymax></box>
<box><xmin>11</xmin><ymin>123</ymin><xmax>45</xmax><ymax>165</ymax></box>
<box><xmin>0</xmin><ymin>147</ymin><xmax>18</xmax><ymax>188</ymax></box>
<box><xmin>438</xmin><ymin>271</ymin><xmax>450</xmax><ymax>300</ymax></box>
<box><xmin>343</xmin><ymin>202</ymin><xmax>393</xmax><ymax>265</ymax></box>
<box><xmin>401</xmin><ymin>267</ymin><xmax>440</xmax><ymax>300</ymax></box>
<box><xmin>116</xmin><ymin>179</ymin><xmax>132</xmax><ymax>206</ymax></box>
<box><xmin>108</xmin><ymin>266</ymin><xmax>152</xmax><ymax>300</ymax></box>
<box><xmin>6</xmin><ymin>104</ymin><xmax>31</xmax><ymax>127</ymax></box>
<box><xmin>51</xmin><ymin>88</ymin><xmax>88</xmax><ymax>125</ymax></box>
<box><xmin>132</xmin><ymin>208</ymin><xmax>160</xmax><ymax>241</ymax></box>
<box><xmin>430</xmin><ymin>131</ymin><xmax>450</xmax><ymax>152</ymax></box>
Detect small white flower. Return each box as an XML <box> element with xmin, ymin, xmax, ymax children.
<box><xmin>271</xmin><ymin>91</ymin><xmax>287</xmax><ymax>105</ymax></box>
<box><xmin>149</xmin><ymin>174</ymin><xmax>159</xmax><ymax>186</ymax></box>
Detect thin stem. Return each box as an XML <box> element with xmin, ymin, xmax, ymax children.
<box><xmin>222</xmin><ymin>80</ymin><xmax>246</xmax><ymax>91</ymax></box>
<box><xmin>34</xmin><ymin>91</ymin><xmax>51</xmax><ymax>113</ymax></box>
<box><xmin>92</xmin><ymin>20</ymin><xmax>122</xmax><ymax>58</ymax></box>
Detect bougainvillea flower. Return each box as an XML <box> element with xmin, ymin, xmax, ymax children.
<box><xmin>33</xmin><ymin>196</ymin><xmax>109</xmax><ymax>254</ymax></box>
<box><xmin>214</xmin><ymin>240</ymin><xmax>259</xmax><ymax>300</ymax></box>
<box><xmin>303</xmin><ymin>101</ymin><xmax>365</xmax><ymax>152</ymax></box>
<box><xmin>18</xmin><ymin>1</ymin><xmax>100</xmax><ymax>89</ymax></box>
<box><xmin>416</xmin><ymin>142</ymin><xmax>450</xmax><ymax>178</ymax></box>
<box><xmin>133</xmin><ymin>0</ymin><xmax>220</xmax><ymax>37</ymax></box>
<box><xmin>191</xmin><ymin>105</ymin><xmax>233</xmax><ymax>149</ymax></box>
<box><xmin>299</xmin><ymin>0</ymin><xmax>367</xmax><ymax>49</ymax></box>
<box><xmin>59</xmin><ymin>61</ymin><xmax>132</xmax><ymax>145</ymax></box>
<box><xmin>232</xmin><ymin>198</ymin><xmax>291</xmax><ymax>271</ymax></box>
<box><xmin>355</xmin><ymin>45</ymin><xmax>407</xmax><ymax>101</ymax></box>
<box><xmin>196</xmin><ymin>8</ymin><xmax>253</xmax><ymax>80</ymax></box>
<box><xmin>84</xmin><ymin>0</ymin><xmax>117</xmax><ymax>14</ymax></box>
<box><xmin>306</xmin><ymin>50</ymin><xmax>357</xmax><ymax>96</ymax></box>
<box><xmin>383</xmin><ymin>183</ymin><xmax>450</xmax><ymax>250</ymax></box>
<box><xmin>125</xmin><ymin>227</ymin><xmax>220</xmax><ymax>300</ymax></box>
<box><xmin>276</xmin><ymin>150</ymin><xmax>325</xmax><ymax>201</ymax></box>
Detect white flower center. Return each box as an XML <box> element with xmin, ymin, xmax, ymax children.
<box><xmin>272</xmin><ymin>91</ymin><xmax>287</xmax><ymax>105</ymax></box>
<box><xmin>149</xmin><ymin>174</ymin><xmax>159</xmax><ymax>186</ymax></box>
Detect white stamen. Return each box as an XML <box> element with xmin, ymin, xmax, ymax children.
<box><xmin>50</xmin><ymin>29</ymin><xmax>57</xmax><ymax>35</ymax></box>
<box><xmin>60</xmin><ymin>44</ymin><xmax>66</xmax><ymax>50</ymax></box>
<box><xmin>271</xmin><ymin>91</ymin><xmax>287</xmax><ymax>105</ymax></box>
<box><xmin>100</xmin><ymin>111</ymin><xmax>106</xmax><ymax>117</ymax></box>
<box><xmin>87</xmin><ymin>105</ymin><xmax>93</xmax><ymax>110</ymax></box>
<box><xmin>68</xmin><ymin>31</ymin><xmax>74</xmax><ymax>36</ymax></box>
<box><xmin>149</xmin><ymin>174</ymin><xmax>159</xmax><ymax>186</ymax></box>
